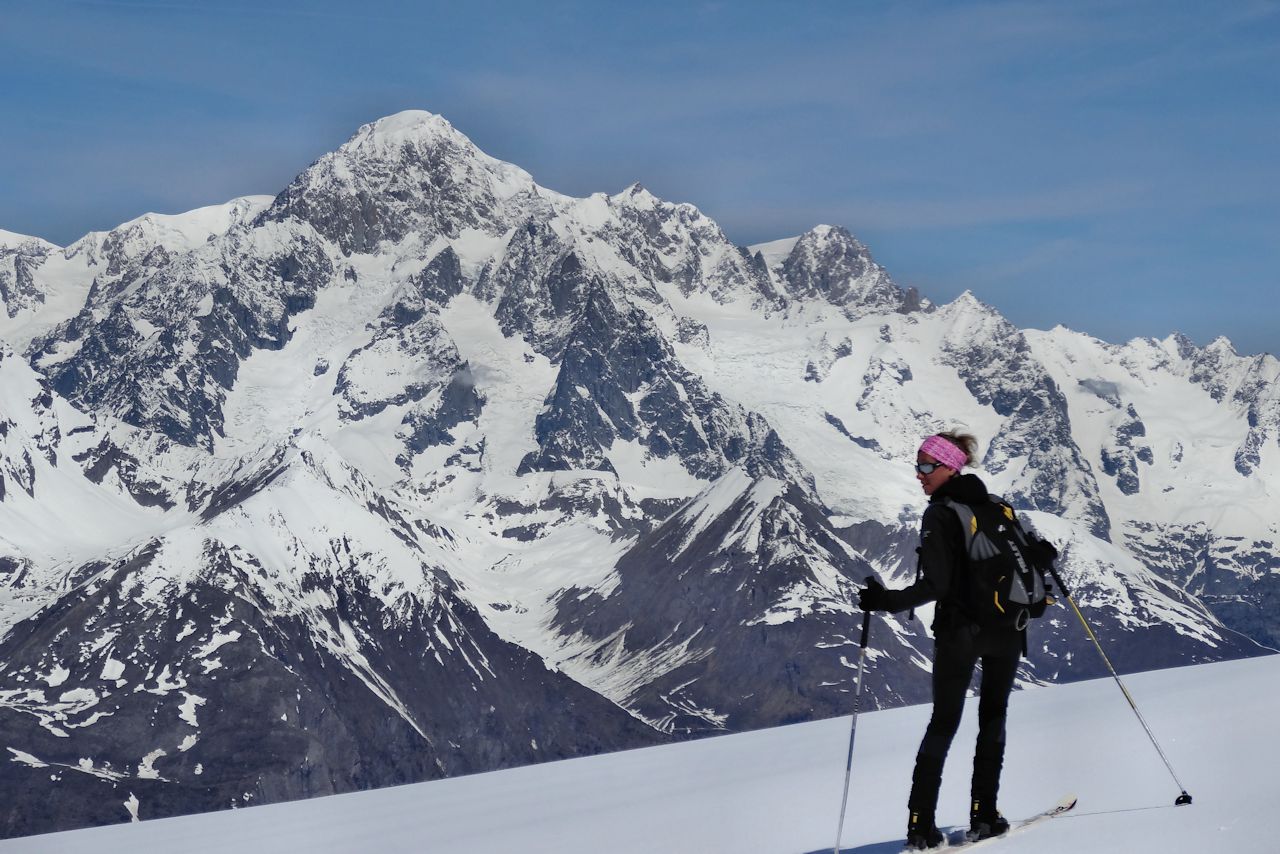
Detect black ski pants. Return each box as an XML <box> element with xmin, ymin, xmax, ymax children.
<box><xmin>908</xmin><ymin>626</ymin><xmax>1020</xmax><ymax>817</ymax></box>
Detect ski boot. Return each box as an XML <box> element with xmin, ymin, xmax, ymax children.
<box><xmin>967</xmin><ymin>799</ymin><xmax>1010</xmax><ymax>841</ymax></box>
<box><xmin>905</xmin><ymin>810</ymin><xmax>944</xmax><ymax>850</ymax></box>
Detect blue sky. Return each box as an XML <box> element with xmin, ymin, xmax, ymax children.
<box><xmin>2</xmin><ymin>0</ymin><xmax>1277</xmax><ymax>355</ymax></box>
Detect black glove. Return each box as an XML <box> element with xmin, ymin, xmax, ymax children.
<box><xmin>1028</xmin><ymin>535</ymin><xmax>1059</xmax><ymax>567</ymax></box>
<box><xmin>859</xmin><ymin>577</ymin><xmax>889</xmax><ymax>612</ymax></box>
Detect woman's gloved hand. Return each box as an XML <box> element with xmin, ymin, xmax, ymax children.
<box><xmin>858</xmin><ymin>577</ymin><xmax>889</xmax><ymax>612</ymax></box>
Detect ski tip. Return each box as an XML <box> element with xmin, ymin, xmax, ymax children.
<box><xmin>1054</xmin><ymin>794</ymin><xmax>1079</xmax><ymax>812</ymax></box>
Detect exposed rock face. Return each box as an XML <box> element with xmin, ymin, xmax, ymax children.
<box><xmin>553</xmin><ymin>470</ymin><xmax>932</xmax><ymax>734</ymax></box>
<box><xmin>1174</xmin><ymin>334</ymin><xmax>1280</xmax><ymax>476</ymax></box>
<box><xmin>31</xmin><ymin>220</ymin><xmax>334</xmax><ymax>449</ymax></box>
<box><xmin>937</xmin><ymin>295</ymin><xmax>1112</xmax><ymax>540</ymax></box>
<box><xmin>0</xmin><ymin>534</ymin><xmax>661</xmax><ymax>837</ymax></box>
<box><xmin>489</xmin><ymin>224</ymin><xmax>600</xmax><ymax>356</ymax></box>
<box><xmin>1097</xmin><ymin>404</ymin><xmax>1151</xmax><ymax>496</ymax></box>
<box><xmin>1124</xmin><ymin>520</ymin><xmax>1280</xmax><ymax>650</ymax></box>
<box><xmin>778</xmin><ymin>225</ymin><xmax>910</xmax><ymax>316</ymax></box>
<box><xmin>517</xmin><ymin>281</ymin><xmax>811</xmax><ymax>487</ymax></box>
<box><xmin>0</xmin><ymin>442</ymin><xmax>662</xmax><ymax>838</ymax></box>
<box><xmin>0</xmin><ymin>234</ymin><xmax>57</xmax><ymax>319</ymax></box>
<box><xmin>409</xmin><ymin>246</ymin><xmax>465</xmax><ymax>306</ymax></box>
<box><xmin>259</xmin><ymin>112</ymin><xmax>547</xmax><ymax>256</ymax></box>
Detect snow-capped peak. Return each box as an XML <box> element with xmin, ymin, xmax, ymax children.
<box><xmin>1205</xmin><ymin>335</ymin><xmax>1239</xmax><ymax>357</ymax></box>
<box><xmin>608</xmin><ymin>182</ymin><xmax>664</xmax><ymax>213</ymax></box>
<box><xmin>605</xmin><ymin>183</ymin><xmax>710</xmax><ymax>225</ymax></box>
<box><xmin>769</xmin><ymin>223</ymin><xmax>906</xmax><ymax>313</ymax></box>
<box><xmin>260</xmin><ymin>111</ymin><xmax>548</xmax><ymax>255</ymax></box>
<box><xmin>64</xmin><ymin>196</ymin><xmax>274</xmax><ymax>263</ymax></box>
<box><xmin>0</xmin><ymin>230</ymin><xmax>59</xmax><ymax>253</ymax></box>
<box><xmin>358</xmin><ymin>109</ymin><xmax>459</xmax><ymax>143</ymax></box>
<box><xmin>802</xmin><ymin>223</ymin><xmax>864</xmax><ymax>249</ymax></box>
<box><xmin>938</xmin><ymin>289</ymin><xmax>1003</xmax><ymax>326</ymax></box>
<box><xmin>337</xmin><ymin>109</ymin><xmax>538</xmax><ymax>199</ymax></box>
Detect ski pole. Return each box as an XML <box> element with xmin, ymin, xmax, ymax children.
<box><xmin>1048</xmin><ymin>565</ymin><xmax>1193</xmax><ymax>807</ymax></box>
<box><xmin>832</xmin><ymin>600</ymin><xmax>873</xmax><ymax>854</ymax></box>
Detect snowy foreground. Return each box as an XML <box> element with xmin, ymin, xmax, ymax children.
<box><xmin>4</xmin><ymin>654</ymin><xmax>1274</xmax><ymax>854</ymax></box>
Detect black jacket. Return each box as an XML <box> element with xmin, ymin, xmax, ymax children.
<box><xmin>882</xmin><ymin>473</ymin><xmax>1022</xmax><ymax>652</ymax></box>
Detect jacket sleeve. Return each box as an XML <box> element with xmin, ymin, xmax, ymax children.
<box><xmin>881</xmin><ymin>503</ymin><xmax>958</xmax><ymax>613</ymax></box>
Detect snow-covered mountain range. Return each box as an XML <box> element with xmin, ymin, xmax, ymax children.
<box><xmin>0</xmin><ymin>110</ymin><xmax>1273</xmax><ymax>838</ymax></box>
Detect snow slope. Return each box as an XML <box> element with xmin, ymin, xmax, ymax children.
<box><xmin>4</xmin><ymin>652</ymin><xmax>1272</xmax><ymax>853</ymax></box>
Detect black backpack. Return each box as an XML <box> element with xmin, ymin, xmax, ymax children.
<box><xmin>942</xmin><ymin>496</ymin><xmax>1056</xmax><ymax>630</ymax></box>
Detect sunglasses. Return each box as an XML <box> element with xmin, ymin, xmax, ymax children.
<box><xmin>914</xmin><ymin>461</ymin><xmax>947</xmax><ymax>475</ymax></box>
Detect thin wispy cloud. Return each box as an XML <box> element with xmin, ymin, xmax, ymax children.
<box><xmin>960</xmin><ymin>237</ymin><xmax>1085</xmax><ymax>284</ymax></box>
<box><xmin>834</xmin><ymin>180</ymin><xmax>1157</xmax><ymax>232</ymax></box>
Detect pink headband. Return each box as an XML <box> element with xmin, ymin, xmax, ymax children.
<box><xmin>919</xmin><ymin>435</ymin><xmax>967</xmax><ymax>472</ymax></box>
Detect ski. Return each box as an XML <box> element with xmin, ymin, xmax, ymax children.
<box><xmin>938</xmin><ymin>794</ymin><xmax>1078</xmax><ymax>850</ymax></box>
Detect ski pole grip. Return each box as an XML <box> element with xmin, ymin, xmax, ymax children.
<box><xmin>859</xmin><ymin>579</ymin><xmax>873</xmax><ymax>648</ymax></box>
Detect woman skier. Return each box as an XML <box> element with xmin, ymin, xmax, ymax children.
<box><xmin>858</xmin><ymin>432</ymin><xmax>1019</xmax><ymax>850</ymax></box>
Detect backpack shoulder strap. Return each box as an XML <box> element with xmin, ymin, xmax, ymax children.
<box><xmin>940</xmin><ymin>497</ymin><xmax>978</xmax><ymax>554</ymax></box>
